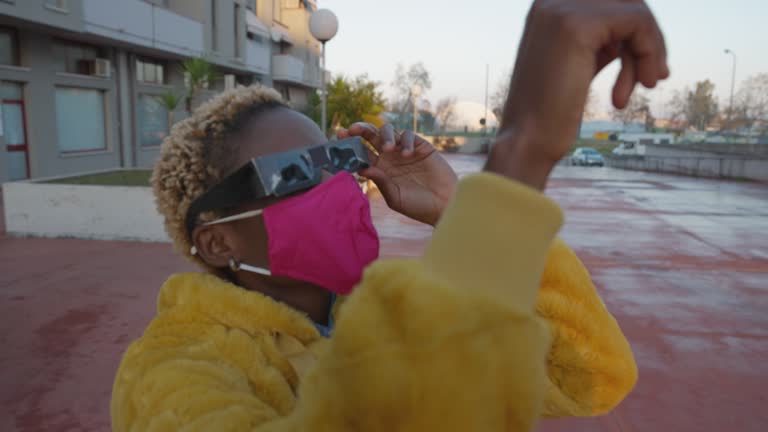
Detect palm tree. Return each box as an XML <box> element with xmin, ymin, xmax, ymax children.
<box><xmin>182</xmin><ymin>57</ymin><xmax>221</xmax><ymax>111</ymax></box>
<box><xmin>158</xmin><ymin>91</ymin><xmax>182</xmax><ymax>132</ymax></box>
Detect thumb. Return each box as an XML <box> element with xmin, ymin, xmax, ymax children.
<box><xmin>360</xmin><ymin>167</ymin><xmax>400</xmax><ymax>206</ymax></box>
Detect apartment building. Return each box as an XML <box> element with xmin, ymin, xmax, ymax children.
<box><xmin>0</xmin><ymin>0</ymin><xmax>323</xmax><ymax>182</ymax></box>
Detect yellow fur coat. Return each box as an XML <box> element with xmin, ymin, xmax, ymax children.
<box><xmin>112</xmin><ymin>173</ymin><xmax>637</xmax><ymax>431</ymax></box>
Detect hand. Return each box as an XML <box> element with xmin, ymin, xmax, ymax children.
<box><xmin>487</xmin><ymin>0</ymin><xmax>669</xmax><ymax>189</ymax></box>
<box><xmin>337</xmin><ymin>123</ymin><xmax>458</xmax><ymax>226</ymax></box>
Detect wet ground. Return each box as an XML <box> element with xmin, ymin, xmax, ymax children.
<box><xmin>1</xmin><ymin>154</ymin><xmax>766</xmax><ymax>431</ymax></box>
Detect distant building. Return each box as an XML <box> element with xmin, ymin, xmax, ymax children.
<box><xmin>579</xmin><ymin>120</ymin><xmax>644</xmax><ymax>139</ymax></box>
<box><xmin>0</xmin><ymin>0</ymin><xmax>324</xmax><ymax>182</ymax></box>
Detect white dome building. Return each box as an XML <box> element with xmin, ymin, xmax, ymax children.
<box><xmin>444</xmin><ymin>101</ymin><xmax>499</xmax><ymax>132</ymax></box>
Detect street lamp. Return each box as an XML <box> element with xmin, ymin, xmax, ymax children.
<box><xmin>310</xmin><ymin>9</ymin><xmax>339</xmax><ymax>136</ymax></box>
<box><xmin>724</xmin><ymin>49</ymin><xmax>737</xmax><ymax>119</ymax></box>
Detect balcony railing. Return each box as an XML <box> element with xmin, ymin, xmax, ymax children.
<box><xmin>82</xmin><ymin>0</ymin><xmax>204</xmax><ymax>56</ymax></box>
<box><xmin>272</xmin><ymin>55</ymin><xmax>304</xmax><ymax>85</ymax></box>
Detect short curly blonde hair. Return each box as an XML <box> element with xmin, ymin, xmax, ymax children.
<box><xmin>151</xmin><ymin>85</ymin><xmax>287</xmax><ymax>265</ymax></box>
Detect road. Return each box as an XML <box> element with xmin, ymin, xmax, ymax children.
<box><xmin>1</xmin><ymin>154</ymin><xmax>766</xmax><ymax>431</ymax></box>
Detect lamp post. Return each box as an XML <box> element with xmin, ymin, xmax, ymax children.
<box><xmin>724</xmin><ymin>49</ymin><xmax>737</xmax><ymax>120</ymax></box>
<box><xmin>310</xmin><ymin>9</ymin><xmax>339</xmax><ymax>136</ymax></box>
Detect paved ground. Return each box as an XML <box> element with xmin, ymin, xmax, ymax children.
<box><xmin>1</xmin><ymin>154</ymin><xmax>766</xmax><ymax>431</ymax></box>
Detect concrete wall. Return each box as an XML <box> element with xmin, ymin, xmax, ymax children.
<box><xmin>668</xmin><ymin>143</ymin><xmax>768</xmax><ymax>157</ymax></box>
<box><xmin>609</xmin><ymin>156</ymin><xmax>768</xmax><ymax>182</ymax></box>
<box><xmin>610</xmin><ymin>143</ymin><xmax>768</xmax><ymax>181</ymax></box>
<box><xmin>3</xmin><ymin>178</ymin><xmax>168</xmax><ymax>241</ymax></box>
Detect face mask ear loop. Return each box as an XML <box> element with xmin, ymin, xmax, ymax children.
<box><xmin>203</xmin><ymin>209</ymin><xmax>264</xmax><ymax>227</ymax></box>
<box><xmin>190</xmin><ymin>209</ymin><xmax>265</xmax><ymax>256</ymax></box>
<box><xmin>228</xmin><ymin>258</ymin><xmax>272</xmax><ymax>276</ymax></box>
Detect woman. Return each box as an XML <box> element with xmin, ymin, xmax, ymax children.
<box><xmin>112</xmin><ymin>1</ymin><xmax>669</xmax><ymax>430</ymax></box>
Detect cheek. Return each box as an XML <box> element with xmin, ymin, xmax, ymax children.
<box><xmin>232</xmin><ymin>216</ymin><xmax>271</xmax><ymax>267</ymax></box>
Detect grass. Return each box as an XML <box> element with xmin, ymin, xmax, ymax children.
<box><xmin>44</xmin><ymin>170</ymin><xmax>152</xmax><ymax>187</ymax></box>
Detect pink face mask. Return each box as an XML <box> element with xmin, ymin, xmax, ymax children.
<box><xmin>194</xmin><ymin>172</ymin><xmax>380</xmax><ymax>295</ymax></box>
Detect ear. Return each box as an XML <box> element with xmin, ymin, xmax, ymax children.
<box><xmin>192</xmin><ymin>224</ymin><xmax>238</xmax><ymax>269</ymax></box>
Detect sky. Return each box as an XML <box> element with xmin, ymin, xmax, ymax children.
<box><xmin>320</xmin><ymin>0</ymin><xmax>768</xmax><ymax>119</ymax></box>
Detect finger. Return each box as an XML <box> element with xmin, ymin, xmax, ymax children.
<box><xmin>595</xmin><ymin>42</ymin><xmax>621</xmax><ymax>76</ymax></box>
<box><xmin>400</xmin><ymin>130</ymin><xmax>415</xmax><ymax>156</ymax></box>
<box><xmin>653</xmin><ymin>21</ymin><xmax>670</xmax><ymax>79</ymax></box>
<box><xmin>359</xmin><ymin>166</ymin><xmax>400</xmax><ymax>205</ymax></box>
<box><xmin>610</xmin><ymin>4</ymin><xmax>665</xmax><ymax>88</ymax></box>
<box><xmin>613</xmin><ymin>51</ymin><xmax>637</xmax><ymax>109</ymax></box>
<box><xmin>366</xmin><ymin>147</ymin><xmax>380</xmax><ymax>166</ymax></box>
<box><xmin>380</xmin><ymin>124</ymin><xmax>397</xmax><ymax>152</ymax></box>
<box><xmin>336</xmin><ymin>128</ymin><xmax>350</xmax><ymax>139</ymax></box>
<box><xmin>346</xmin><ymin>122</ymin><xmax>380</xmax><ymax>145</ymax></box>
<box><xmin>413</xmin><ymin>134</ymin><xmax>437</xmax><ymax>155</ymax></box>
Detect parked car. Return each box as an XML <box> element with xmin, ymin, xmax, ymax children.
<box><xmin>571</xmin><ymin>147</ymin><xmax>605</xmax><ymax>166</ymax></box>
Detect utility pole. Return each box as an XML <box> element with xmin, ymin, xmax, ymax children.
<box><xmin>484</xmin><ymin>64</ymin><xmax>489</xmax><ymax>135</ymax></box>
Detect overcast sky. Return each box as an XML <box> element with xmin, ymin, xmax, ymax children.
<box><xmin>321</xmin><ymin>0</ymin><xmax>768</xmax><ymax>118</ymax></box>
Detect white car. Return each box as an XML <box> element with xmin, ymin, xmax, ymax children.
<box><xmin>571</xmin><ymin>147</ymin><xmax>605</xmax><ymax>166</ymax></box>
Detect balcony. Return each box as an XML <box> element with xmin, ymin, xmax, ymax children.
<box><xmin>245</xmin><ymin>38</ymin><xmax>270</xmax><ymax>75</ymax></box>
<box><xmin>272</xmin><ymin>55</ymin><xmax>304</xmax><ymax>85</ymax></box>
<box><xmin>303</xmin><ymin>66</ymin><xmax>322</xmax><ymax>88</ymax></box>
<box><xmin>82</xmin><ymin>0</ymin><xmax>203</xmax><ymax>56</ymax></box>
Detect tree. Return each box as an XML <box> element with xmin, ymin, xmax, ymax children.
<box><xmin>434</xmin><ymin>97</ymin><xmax>457</xmax><ymax>132</ymax></box>
<box><xmin>490</xmin><ymin>69</ymin><xmax>511</xmax><ymax>119</ymax></box>
<box><xmin>305</xmin><ymin>74</ymin><xmax>386</xmax><ymax>135</ymax></box>
<box><xmin>676</xmin><ymin>80</ymin><xmax>719</xmax><ymax>131</ymax></box>
<box><xmin>733</xmin><ymin>73</ymin><xmax>768</xmax><ymax>132</ymax></box>
<box><xmin>182</xmin><ymin>57</ymin><xmax>221</xmax><ymax>111</ymax></box>
<box><xmin>612</xmin><ymin>92</ymin><xmax>651</xmax><ymax>127</ymax></box>
<box><xmin>158</xmin><ymin>91</ymin><xmax>182</xmax><ymax>132</ymax></box>
<box><xmin>390</xmin><ymin>63</ymin><xmax>432</xmax><ymax>129</ymax></box>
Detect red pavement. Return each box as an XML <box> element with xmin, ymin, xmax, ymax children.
<box><xmin>1</xmin><ymin>155</ymin><xmax>767</xmax><ymax>431</ymax></box>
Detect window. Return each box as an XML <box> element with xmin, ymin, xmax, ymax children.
<box><xmin>45</xmin><ymin>0</ymin><xmax>68</xmax><ymax>11</ymax></box>
<box><xmin>236</xmin><ymin>74</ymin><xmax>253</xmax><ymax>87</ymax></box>
<box><xmin>272</xmin><ymin>0</ymin><xmax>282</xmax><ymax>22</ymax></box>
<box><xmin>52</xmin><ymin>40</ymin><xmax>105</xmax><ymax>75</ymax></box>
<box><xmin>234</xmin><ymin>4</ymin><xmax>241</xmax><ymax>58</ymax></box>
<box><xmin>136</xmin><ymin>58</ymin><xmax>165</xmax><ymax>84</ymax></box>
<box><xmin>246</xmin><ymin>0</ymin><xmax>257</xmax><ymax>12</ymax></box>
<box><xmin>211</xmin><ymin>0</ymin><xmax>218</xmax><ymax>50</ymax></box>
<box><xmin>137</xmin><ymin>94</ymin><xmax>169</xmax><ymax>147</ymax></box>
<box><xmin>0</xmin><ymin>28</ymin><xmax>18</xmax><ymax>66</ymax></box>
<box><xmin>1</xmin><ymin>81</ymin><xmax>29</xmax><ymax>180</ymax></box>
<box><xmin>282</xmin><ymin>0</ymin><xmax>311</xmax><ymax>10</ymax></box>
<box><xmin>278</xmin><ymin>86</ymin><xmax>290</xmax><ymax>101</ymax></box>
<box><xmin>55</xmin><ymin>87</ymin><xmax>107</xmax><ymax>152</ymax></box>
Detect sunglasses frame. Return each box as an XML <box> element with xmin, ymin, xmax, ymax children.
<box><xmin>185</xmin><ymin>137</ymin><xmax>370</xmax><ymax>236</ymax></box>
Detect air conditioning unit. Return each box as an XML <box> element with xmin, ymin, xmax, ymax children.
<box><xmin>224</xmin><ymin>74</ymin><xmax>236</xmax><ymax>91</ymax></box>
<box><xmin>94</xmin><ymin>58</ymin><xmax>111</xmax><ymax>78</ymax></box>
<box><xmin>78</xmin><ymin>58</ymin><xmax>111</xmax><ymax>78</ymax></box>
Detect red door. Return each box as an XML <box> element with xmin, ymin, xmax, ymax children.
<box><xmin>2</xmin><ymin>82</ymin><xmax>29</xmax><ymax>180</ymax></box>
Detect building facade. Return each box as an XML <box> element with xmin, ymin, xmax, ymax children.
<box><xmin>0</xmin><ymin>0</ymin><xmax>323</xmax><ymax>182</ymax></box>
